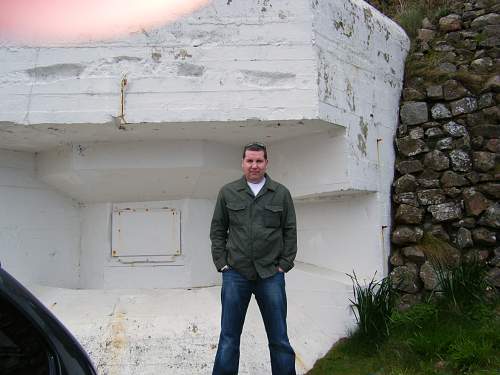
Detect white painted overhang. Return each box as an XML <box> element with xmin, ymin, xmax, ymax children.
<box><xmin>0</xmin><ymin>119</ymin><xmax>341</xmax><ymax>152</ymax></box>
<box><xmin>0</xmin><ymin>0</ymin><xmax>409</xmax><ymax>203</ymax></box>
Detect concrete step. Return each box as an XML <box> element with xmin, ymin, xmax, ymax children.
<box><xmin>29</xmin><ymin>264</ymin><xmax>355</xmax><ymax>374</ymax></box>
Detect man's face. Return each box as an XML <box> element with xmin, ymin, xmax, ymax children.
<box><xmin>242</xmin><ymin>150</ymin><xmax>268</xmax><ymax>183</ymax></box>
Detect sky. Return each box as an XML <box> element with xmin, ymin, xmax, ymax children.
<box><xmin>0</xmin><ymin>0</ymin><xmax>211</xmax><ymax>43</ymax></box>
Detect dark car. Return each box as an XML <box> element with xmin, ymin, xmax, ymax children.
<box><xmin>0</xmin><ymin>264</ymin><xmax>98</xmax><ymax>375</ymax></box>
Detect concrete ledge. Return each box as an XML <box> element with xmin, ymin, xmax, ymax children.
<box><xmin>28</xmin><ymin>262</ymin><xmax>354</xmax><ymax>374</ymax></box>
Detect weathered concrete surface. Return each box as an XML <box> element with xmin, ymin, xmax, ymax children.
<box><xmin>0</xmin><ymin>149</ymin><xmax>81</xmax><ymax>288</ymax></box>
<box><xmin>0</xmin><ymin>0</ymin><xmax>408</xmax><ymax>144</ymax></box>
<box><xmin>0</xmin><ymin>1</ymin><xmax>409</xmax><ymax>278</ymax></box>
<box><xmin>0</xmin><ymin>0</ymin><xmax>409</xmax><ymax>372</ymax></box>
<box><xmin>0</xmin><ymin>0</ymin><xmax>318</xmax><ymax>126</ymax></box>
<box><xmin>30</xmin><ymin>263</ymin><xmax>354</xmax><ymax>374</ymax></box>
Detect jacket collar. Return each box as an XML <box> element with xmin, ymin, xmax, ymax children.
<box><xmin>236</xmin><ymin>174</ymin><xmax>277</xmax><ymax>193</ymax></box>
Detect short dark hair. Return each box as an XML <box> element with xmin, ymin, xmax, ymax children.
<box><xmin>242</xmin><ymin>142</ymin><xmax>267</xmax><ymax>160</ymax></box>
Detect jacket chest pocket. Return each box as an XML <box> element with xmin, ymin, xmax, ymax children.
<box><xmin>264</xmin><ymin>204</ymin><xmax>283</xmax><ymax>228</ymax></box>
<box><xmin>226</xmin><ymin>202</ymin><xmax>247</xmax><ymax>226</ymax></box>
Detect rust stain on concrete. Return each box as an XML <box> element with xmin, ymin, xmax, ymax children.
<box><xmin>106</xmin><ymin>310</ymin><xmax>128</xmax><ymax>375</ymax></box>
<box><xmin>295</xmin><ymin>350</ymin><xmax>308</xmax><ymax>372</ymax></box>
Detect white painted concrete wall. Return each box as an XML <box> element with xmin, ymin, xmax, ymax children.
<box><xmin>0</xmin><ymin>1</ymin><xmax>409</xmax><ymax>371</ymax></box>
<box><xmin>0</xmin><ymin>149</ymin><xmax>81</xmax><ymax>287</ymax></box>
<box><xmin>0</xmin><ymin>0</ymin><xmax>318</xmax><ymax>126</ymax></box>
<box><xmin>268</xmin><ymin>132</ymin><xmax>354</xmax><ymax>198</ymax></box>
<box><xmin>295</xmin><ymin>195</ymin><xmax>382</xmax><ymax>278</ymax></box>
<box><xmin>36</xmin><ymin>140</ymin><xmax>242</xmax><ymax>202</ymax></box>
<box><xmin>311</xmin><ymin>0</ymin><xmax>407</xmax><ymax>278</ymax></box>
<box><xmin>79</xmin><ymin>199</ymin><xmax>218</xmax><ymax>289</ymax></box>
<box><xmin>0</xmin><ymin>1</ymin><xmax>407</xmax><ymax>149</ymax></box>
<box><xmin>0</xmin><ymin>0</ymin><xmax>409</xmax><ymax>289</ymax></box>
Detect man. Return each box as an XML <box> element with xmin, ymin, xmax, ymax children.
<box><xmin>210</xmin><ymin>142</ymin><xmax>297</xmax><ymax>375</ymax></box>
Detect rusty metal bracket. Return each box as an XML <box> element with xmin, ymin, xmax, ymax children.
<box><xmin>119</xmin><ymin>74</ymin><xmax>128</xmax><ymax>127</ymax></box>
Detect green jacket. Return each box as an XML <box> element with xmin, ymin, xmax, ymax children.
<box><xmin>210</xmin><ymin>174</ymin><xmax>297</xmax><ymax>280</ymax></box>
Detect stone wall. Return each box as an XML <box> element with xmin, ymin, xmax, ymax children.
<box><xmin>390</xmin><ymin>0</ymin><xmax>499</xmax><ymax>305</ymax></box>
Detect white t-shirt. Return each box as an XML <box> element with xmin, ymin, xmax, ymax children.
<box><xmin>247</xmin><ymin>177</ymin><xmax>266</xmax><ymax>196</ymax></box>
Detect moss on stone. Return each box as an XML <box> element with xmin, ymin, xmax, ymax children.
<box><xmin>453</xmin><ymin>71</ymin><xmax>488</xmax><ymax>94</ymax></box>
<box><xmin>494</xmin><ymin>162</ymin><xmax>500</xmax><ymax>175</ymax></box>
<box><xmin>405</xmin><ymin>49</ymin><xmax>457</xmax><ymax>85</ymax></box>
<box><xmin>474</xmin><ymin>31</ymin><xmax>488</xmax><ymax>45</ymax></box>
<box><xmin>417</xmin><ymin>232</ymin><xmax>460</xmax><ymax>266</ymax></box>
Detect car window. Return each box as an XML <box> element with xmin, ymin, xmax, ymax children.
<box><xmin>0</xmin><ymin>295</ymin><xmax>57</xmax><ymax>375</ymax></box>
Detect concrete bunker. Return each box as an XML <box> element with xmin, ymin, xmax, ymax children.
<box><xmin>0</xmin><ymin>0</ymin><xmax>409</xmax><ymax>372</ymax></box>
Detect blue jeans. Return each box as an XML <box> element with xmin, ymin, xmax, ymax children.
<box><xmin>212</xmin><ymin>269</ymin><xmax>296</xmax><ymax>375</ymax></box>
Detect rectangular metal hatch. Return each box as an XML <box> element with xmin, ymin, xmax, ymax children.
<box><xmin>111</xmin><ymin>204</ymin><xmax>181</xmax><ymax>258</ymax></box>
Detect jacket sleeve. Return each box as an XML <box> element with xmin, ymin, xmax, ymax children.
<box><xmin>278</xmin><ymin>189</ymin><xmax>297</xmax><ymax>272</ymax></box>
<box><xmin>210</xmin><ymin>189</ymin><xmax>229</xmax><ymax>271</ymax></box>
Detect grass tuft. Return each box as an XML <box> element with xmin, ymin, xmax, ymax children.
<box><xmin>347</xmin><ymin>272</ymin><xmax>397</xmax><ymax>343</ymax></box>
<box><xmin>430</xmin><ymin>255</ymin><xmax>491</xmax><ymax>312</ymax></box>
<box><xmin>396</xmin><ymin>2</ymin><xmax>426</xmax><ymax>39</ymax></box>
<box><xmin>367</xmin><ymin>0</ymin><xmax>452</xmax><ymax>40</ymax></box>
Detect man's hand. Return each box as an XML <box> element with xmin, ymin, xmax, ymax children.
<box><xmin>278</xmin><ymin>266</ymin><xmax>284</xmax><ymax>273</ymax></box>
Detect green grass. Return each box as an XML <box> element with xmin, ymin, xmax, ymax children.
<box><xmin>396</xmin><ymin>3</ymin><xmax>426</xmax><ymax>39</ymax></box>
<box><xmin>307</xmin><ymin>261</ymin><xmax>499</xmax><ymax>375</ymax></box>
<box><xmin>348</xmin><ymin>272</ymin><xmax>397</xmax><ymax>343</ymax></box>
<box><xmin>307</xmin><ymin>301</ymin><xmax>500</xmax><ymax>374</ymax></box>
<box><xmin>432</xmin><ymin>256</ymin><xmax>491</xmax><ymax>313</ymax></box>
<box><xmin>367</xmin><ymin>0</ymin><xmax>452</xmax><ymax>40</ymax></box>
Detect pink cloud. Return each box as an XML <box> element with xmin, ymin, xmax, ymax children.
<box><xmin>0</xmin><ymin>0</ymin><xmax>211</xmax><ymax>43</ymax></box>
